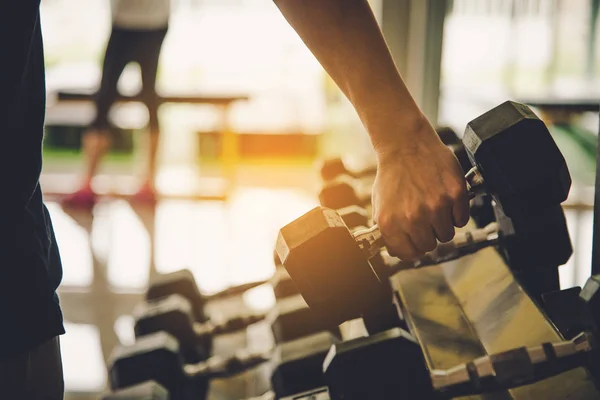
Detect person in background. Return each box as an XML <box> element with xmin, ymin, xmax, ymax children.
<box><xmin>62</xmin><ymin>0</ymin><xmax>171</xmax><ymax>207</ymax></box>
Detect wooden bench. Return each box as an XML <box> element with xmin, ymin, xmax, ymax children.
<box><xmin>45</xmin><ymin>89</ymin><xmax>250</xmax><ymax>200</ymax></box>
<box><xmin>54</xmin><ymin>89</ymin><xmax>248</xmax><ymax>107</ymax></box>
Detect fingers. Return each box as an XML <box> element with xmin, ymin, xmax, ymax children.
<box><xmin>378</xmin><ymin>197</ymin><xmax>461</xmax><ymax>259</ymax></box>
<box><xmin>431</xmin><ymin>201</ymin><xmax>455</xmax><ymax>243</ymax></box>
<box><xmin>377</xmin><ymin>214</ymin><xmax>420</xmax><ymax>260</ymax></box>
<box><xmin>407</xmin><ymin>218</ymin><xmax>437</xmax><ymax>253</ymax></box>
<box><xmin>383</xmin><ymin>231</ymin><xmax>421</xmax><ymax>261</ymax></box>
<box><xmin>450</xmin><ymin>181</ymin><xmax>470</xmax><ymax>228</ymax></box>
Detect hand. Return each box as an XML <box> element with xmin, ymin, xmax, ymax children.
<box><xmin>372</xmin><ymin>122</ymin><xmax>470</xmax><ymax>261</ymax></box>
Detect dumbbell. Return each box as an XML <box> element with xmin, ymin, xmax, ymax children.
<box><xmin>492</xmin><ymin>201</ymin><xmax>571</xmax><ymax>301</ymax></box>
<box><xmin>147</xmin><ymin>265</ymin><xmax>305</xmax><ymax>325</ymax></box>
<box><xmin>101</xmin><ymin>381</ymin><xmax>169</xmax><ymax>400</ymax></box>
<box><xmin>273</xmin><ymin>205</ymin><xmax>371</xmax><ymax>262</ymax></box>
<box><xmin>134</xmin><ymin>293</ymin><xmax>340</xmax><ymax>363</ymax></box>
<box><xmin>318</xmin><ymin>158</ymin><xmax>377</xmax><ymax>182</ymax></box>
<box><xmin>134</xmin><ymin>294</ymin><xmax>266</xmax><ymax>363</ymax></box>
<box><xmin>147</xmin><ymin>269</ymin><xmax>270</xmax><ymax>323</ymax></box>
<box><xmin>267</xmin><ymin>294</ymin><xmax>341</xmax><ymax>344</ymax></box>
<box><xmin>277</xmin><ymin>101</ymin><xmax>571</xmax><ymax>327</ymax></box>
<box><xmin>271</xmin><ymin>205</ymin><xmax>372</xmax><ymax>286</ymax></box>
<box><xmin>272</xmin><ymin>204</ymin><xmax>395</xmax><ymax>334</ymax></box>
<box><xmin>318</xmin><ymin>176</ymin><xmax>372</xmax><ymax>210</ymax></box>
<box><xmin>109</xmin><ymin>330</ymin><xmax>339</xmax><ymax>400</ymax></box>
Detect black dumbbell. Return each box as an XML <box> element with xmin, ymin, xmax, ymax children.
<box><xmin>267</xmin><ymin>294</ymin><xmax>341</xmax><ymax>344</ymax></box>
<box><xmin>134</xmin><ymin>294</ymin><xmax>266</xmax><ymax>363</ymax></box>
<box><xmin>492</xmin><ymin>202</ymin><xmax>572</xmax><ymax>301</ymax></box>
<box><xmin>134</xmin><ymin>292</ymin><xmax>339</xmax><ymax>362</ymax></box>
<box><xmin>109</xmin><ymin>330</ymin><xmax>339</xmax><ymax>400</ymax></box>
<box><xmin>101</xmin><ymin>381</ymin><xmax>169</xmax><ymax>399</ymax></box>
<box><xmin>318</xmin><ymin>176</ymin><xmax>371</xmax><ymax>210</ymax></box>
<box><xmin>277</xmin><ymin>101</ymin><xmax>571</xmax><ymax>327</ymax></box>
<box><xmin>318</xmin><ymin>157</ymin><xmax>377</xmax><ymax>182</ymax></box>
<box><xmin>146</xmin><ymin>269</ymin><xmax>269</xmax><ymax>323</ymax></box>
<box><xmin>271</xmin><ymin>205</ymin><xmax>372</xmax><ymax>294</ymax></box>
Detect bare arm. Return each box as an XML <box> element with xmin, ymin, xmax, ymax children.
<box><xmin>274</xmin><ymin>0</ymin><xmax>423</xmax><ymax>153</ymax></box>
<box><xmin>275</xmin><ymin>0</ymin><xmax>470</xmax><ymax>259</ymax></box>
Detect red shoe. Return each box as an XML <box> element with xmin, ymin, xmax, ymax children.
<box><xmin>132</xmin><ymin>185</ymin><xmax>158</xmax><ymax>205</ymax></box>
<box><xmin>61</xmin><ymin>188</ymin><xmax>96</xmax><ymax>209</ymax></box>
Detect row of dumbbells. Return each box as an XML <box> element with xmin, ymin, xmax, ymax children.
<box><xmin>269</xmin><ymin>101</ymin><xmax>600</xmax><ymax>398</ymax></box>
<box><xmin>100</xmin><ymin>251</ymin><xmax>366</xmax><ymax>399</ymax></box>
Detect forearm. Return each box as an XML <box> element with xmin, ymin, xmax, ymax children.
<box><xmin>274</xmin><ymin>0</ymin><xmax>429</xmax><ymax>154</ymax></box>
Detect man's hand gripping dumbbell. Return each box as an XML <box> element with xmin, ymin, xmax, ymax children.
<box><xmin>276</xmin><ymin>101</ymin><xmax>571</xmax><ymax>325</ymax></box>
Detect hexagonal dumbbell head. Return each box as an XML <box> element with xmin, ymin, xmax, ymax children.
<box><xmin>272</xmin><ymin>206</ymin><xmax>367</xmax><ymax>300</ymax></box>
<box><xmin>319</xmin><ymin>157</ymin><xmax>348</xmax><ymax>181</ymax></box>
<box><xmin>269</xmin><ymin>294</ymin><xmax>341</xmax><ymax>344</ymax></box>
<box><xmin>319</xmin><ymin>175</ymin><xmax>370</xmax><ymax>209</ymax></box>
<box><xmin>109</xmin><ymin>332</ymin><xmax>192</xmax><ymax>400</ymax></box>
<box><xmin>319</xmin><ymin>157</ymin><xmax>377</xmax><ymax>182</ymax></box>
<box><xmin>437</xmin><ymin>126</ymin><xmax>461</xmax><ymax>146</ymax></box>
<box><xmin>276</xmin><ymin>207</ymin><xmax>384</xmax><ymax>325</ymax></box>
<box><xmin>271</xmin><ymin>331</ymin><xmax>340</xmax><ymax>398</ymax></box>
<box><xmin>146</xmin><ymin>269</ymin><xmax>207</xmax><ymax>322</ymax></box>
<box><xmin>133</xmin><ymin>294</ymin><xmax>210</xmax><ymax>363</ymax></box>
<box><xmin>323</xmin><ymin>328</ymin><xmax>433</xmax><ymax>400</ymax></box>
<box><xmin>463</xmin><ymin>101</ymin><xmax>571</xmax><ymax>217</ymax></box>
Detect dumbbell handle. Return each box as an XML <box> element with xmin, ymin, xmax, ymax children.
<box><xmin>184</xmin><ymin>348</ymin><xmax>272</xmax><ymax>379</ymax></box>
<box><xmin>432</xmin><ymin>331</ymin><xmax>595</xmax><ymax>396</ymax></box>
<box><xmin>204</xmin><ymin>279</ymin><xmax>271</xmax><ymax>302</ymax></box>
<box><xmin>193</xmin><ymin>312</ymin><xmax>267</xmax><ymax>338</ymax></box>
<box><xmin>353</xmin><ymin>166</ymin><xmax>486</xmax><ymax>260</ymax></box>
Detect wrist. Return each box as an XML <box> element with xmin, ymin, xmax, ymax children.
<box><xmin>371</xmin><ymin>113</ymin><xmax>439</xmax><ymax>163</ymax></box>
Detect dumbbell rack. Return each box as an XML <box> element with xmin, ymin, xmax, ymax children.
<box><xmin>388</xmin><ymin>238</ymin><xmax>599</xmax><ymax>398</ymax></box>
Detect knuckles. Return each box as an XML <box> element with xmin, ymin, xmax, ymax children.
<box><xmin>375</xmin><ymin>212</ymin><xmax>395</xmax><ymax>236</ymax></box>
<box><xmin>446</xmin><ymin>181</ymin><xmax>467</xmax><ymax>202</ymax></box>
<box><xmin>425</xmin><ymin>195</ymin><xmax>451</xmax><ymax>215</ymax></box>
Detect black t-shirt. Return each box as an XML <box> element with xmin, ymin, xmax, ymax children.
<box><xmin>0</xmin><ymin>2</ymin><xmax>65</xmax><ymax>357</ymax></box>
